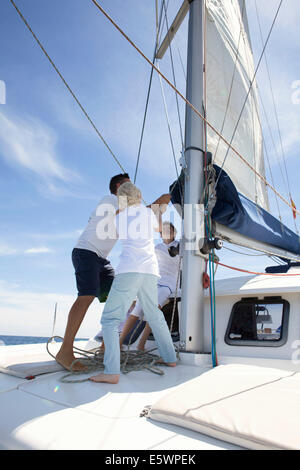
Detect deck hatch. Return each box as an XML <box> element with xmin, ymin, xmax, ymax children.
<box><xmin>225</xmin><ymin>298</ymin><xmax>290</xmax><ymax>347</ymax></box>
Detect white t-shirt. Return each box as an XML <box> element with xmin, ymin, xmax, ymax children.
<box><xmin>115</xmin><ymin>204</ymin><xmax>159</xmax><ymax>277</ymax></box>
<box><xmin>75</xmin><ymin>194</ymin><xmax>118</xmax><ymax>259</ymax></box>
<box><xmin>155</xmin><ymin>240</ymin><xmax>180</xmax><ymax>293</ymax></box>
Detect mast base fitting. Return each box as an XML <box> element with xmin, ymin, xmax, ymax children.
<box><xmin>200</xmin><ymin>237</ymin><xmax>223</xmax><ymax>255</ymax></box>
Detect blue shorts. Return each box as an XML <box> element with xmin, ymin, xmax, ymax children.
<box><xmin>72</xmin><ymin>248</ymin><xmax>115</xmax><ymax>301</ymax></box>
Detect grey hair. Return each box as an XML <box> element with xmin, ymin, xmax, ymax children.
<box><xmin>117</xmin><ymin>181</ymin><xmax>142</xmax><ymax>210</ymax></box>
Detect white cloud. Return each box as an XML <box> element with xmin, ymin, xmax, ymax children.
<box><xmin>0</xmin><ymin>239</ymin><xmax>54</xmax><ymax>256</ymax></box>
<box><xmin>0</xmin><ymin>110</ymin><xmax>79</xmax><ymax>189</ymax></box>
<box><xmin>0</xmin><ymin>230</ymin><xmax>83</xmax><ymax>258</ymax></box>
<box><xmin>24</xmin><ymin>247</ymin><xmax>53</xmax><ymax>254</ymax></box>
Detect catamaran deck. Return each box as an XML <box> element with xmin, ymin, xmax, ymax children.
<box><xmin>2</xmin><ymin>272</ymin><xmax>300</xmax><ymax>450</ymax></box>
<box><xmin>0</xmin><ymin>341</ymin><xmax>241</xmax><ymax>450</ymax></box>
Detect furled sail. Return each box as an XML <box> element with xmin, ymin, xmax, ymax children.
<box><xmin>170</xmin><ymin>0</ymin><xmax>300</xmax><ymax>259</ymax></box>
<box><xmin>205</xmin><ymin>0</ymin><xmax>269</xmax><ymax>211</ymax></box>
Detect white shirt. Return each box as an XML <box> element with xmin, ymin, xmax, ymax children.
<box><xmin>155</xmin><ymin>240</ymin><xmax>180</xmax><ymax>293</ymax></box>
<box><xmin>75</xmin><ymin>194</ymin><xmax>118</xmax><ymax>259</ymax></box>
<box><xmin>115</xmin><ymin>204</ymin><xmax>159</xmax><ymax>277</ymax></box>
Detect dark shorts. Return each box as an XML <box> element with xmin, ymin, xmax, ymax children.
<box><xmin>72</xmin><ymin>248</ymin><xmax>115</xmax><ymax>301</ymax></box>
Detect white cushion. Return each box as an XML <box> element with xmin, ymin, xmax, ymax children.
<box><xmin>149</xmin><ymin>364</ymin><xmax>300</xmax><ymax>450</ymax></box>
<box><xmin>0</xmin><ymin>352</ymin><xmax>63</xmax><ymax>379</ymax></box>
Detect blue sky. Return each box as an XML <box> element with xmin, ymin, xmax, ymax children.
<box><xmin>0</xmin><ymin>0</ymin><xmax>299</xmax><ymax>337</ymax></box>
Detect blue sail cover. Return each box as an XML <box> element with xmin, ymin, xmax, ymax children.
<box><xmin>170</xmin><ymin>165</ymin><xmax>300</xmax><ymax>256</ymax></box>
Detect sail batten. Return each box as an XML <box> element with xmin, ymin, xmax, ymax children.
<box><xmin>205</xmin><ymin>0</ymin><xmax>269</xmax><ymax>211</ymax></box>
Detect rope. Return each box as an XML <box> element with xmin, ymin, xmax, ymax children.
<box><xmin>223</xmin><ymin>245</ymin><xmax>268</xmax><ymax>257</ymax></box>
<box><xmin>46</xmin><ymin>336</ymin><xmax>178</xmax><ymax>383</ymax></box>
<box><xmin>203</xmin><ymin>1</ymin><xmax>217</xmax><ymax>368</ymax></box>
<box><xmin>10</xmin><ymin>0</ymin><xmax>126</xmax><ymax>173</ymax></box>
<box><xmin>133</xmin><ymin>0</ymin><xmax>166</xmax><ymax>183</ymax></box>
<box><xmin>215</xmin><ymin>261</ymin><xmax>300</xmax><ymax>277</ymax></box>
<box><xmin>255</xmin><ymin>0</ymin><xmax>290</xmax><ymax>196</ymax></box>
<box><xmin>89</xmin><ymin>0</ymin><xmax>300</xmax><ymax>219</ymax></box>
<box><xmin>255</xmin><ymin>0</ymin><xmax>298</xmax><ymax>233</ymax></box>
<box><xmin>169</xmin><ymin>256</ymin><xmax>182</xmax><ymax>334</ymax></box>
<box><xmin>157</xmin><ymin>63</ymin><xmax>181</xmax><ymax>180</ymax></box>
<box><xmin>162</xmin><ymin>0</ymin><xmax>185</xmax><ymax>152</ymax></box>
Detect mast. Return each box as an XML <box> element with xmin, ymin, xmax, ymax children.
<box><xmin>180</xmin><ymin>0</ymin><xmax>206</xmax><ymax>353</ymax></box>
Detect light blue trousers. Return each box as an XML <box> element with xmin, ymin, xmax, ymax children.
<box><xmin>100</xmin><ymin>273</ymin><xmax>177</xmax><ymax>374</ymax></box>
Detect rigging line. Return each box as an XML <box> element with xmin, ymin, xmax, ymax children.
<box><xmin>220</xmin><ymin>236</ymin><xmax>300</xmax><ymax>262</ymax></box>
<box><xmin>262</xmin><ymin>137</ymin><xmax>283</xmax><ymax>226</ymax></box>
<box><xmin>157</xmin><ymin>62</ymin><xmax>181</xmax><ymax>181</ymax></box>
<box><xmin>270</xmin><ymin>256</ymin><xmax>286</xmax><ymax>265</ymax></box>
<box><xmin>162</xmin><ymin>0</ymin><xmax>185</xmax><ymax>151</ymax></box>
<box><xmin>256</xmin><ymin>26</ymin><xmax>290</xmax><ymax>205</ymax></box>
<box><xmin>133</xmin><ymin>0</ymin><xmax>165</xmax><ymax>183</ymax></box>
<box><xmin>223</xmin><ymin>245</ymin><xmax>266</xmax><ymax>257</ymax></box>
<box><xmin>255</xmin><ymin>0</ymin><xmax>291</xmax><ymax>197</ymax></box>
<box><xmin>176</xmin><ymin>43</ymin><xmax>187</xmax><ymax>82</ymax></box>
<box><xmin>255</xmin><ymin>1</ymin><xmax>298</xmax><ymax>234</ymax></box>
<box><xmin>259</xmin><ymin>89</ymin><xmax>290</xmax><ymax>205</ymax></box>
<box><xmin>258</xmin><ymin>87</ymin><xmax>289</xmax><ymax>199</ymax></box>
<box><xmin>205</xmin><ymin>203</ymin><xmax>217</xmax><ymax>367</ymax></box>
<box><xmin>213</xmin><ymin>0</ymin><xmax>284</xmax><ymax>194</ymax></box>
<box><xmin>155</xmin><ymin>0</ymin><xmax>159</xmax><ymax>41</ymax></box>
<box><xmin>215</xmin><ymin>261</ymin><xmax>300</xmax><ymax>277</ymax></box>
<box><xmin>89</xmin><ymin>0</ymin><xmax>300</xmax><ymax>218</ymax></box>
<box><xmin>158</xmin><ymin>0</ymin><xmax>171</xmax><ymax>45</ymax></box>
<box><xmin>9</xmin><ymin>0</ymin><xmax>126</xmax><ymax>173</ymax></box>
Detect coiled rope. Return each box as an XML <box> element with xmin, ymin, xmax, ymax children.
<box><xmin>46</xmin><ymin>336</ymin><xmax>179</xmax><ymax>383</ymax></box>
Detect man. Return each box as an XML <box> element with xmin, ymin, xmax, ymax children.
<box><xmin>55</xmin><ymin>173</ymin><xmax>171</xmax><ymax>370</ymax></box>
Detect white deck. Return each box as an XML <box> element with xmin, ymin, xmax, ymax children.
<box><xmin>0</xmin><ymin>341</ymin><xmax>242</xmax><ymax>450</ymax></box>
<box><xmin>2</xmin><ymin>271</ymin><xmax>300</xmax><ymax>450</ymax></box>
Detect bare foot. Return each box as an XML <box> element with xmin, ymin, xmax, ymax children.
<box><xmin>55</xmin><ymin>350</ymin><xmax>88</xmax><ymax>372</ymax></box>
<box><xmin>137</xmin><ymin>345</ymin><xmax>145</xmax><ymax>352</ymax></box>
<box><xmin>89</xmin><ymin>373</ymin><xmax>120</xmax><ymax>384</ymax></box>
<box><xmin>156</xmin><ymin>359</ymin><xmax>177</xmax><ymax>367</ymax></box>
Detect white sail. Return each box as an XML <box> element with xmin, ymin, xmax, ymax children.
<box><xmin>205</xmin><ymin>0</ymin><xmax>269</xmax><ymax>211</ymax></box>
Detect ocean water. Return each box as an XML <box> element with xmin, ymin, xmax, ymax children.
<box><xmin>0</xmin><ymin>336</ymin><xmax>87</xmax><ymax>346</ymax></box>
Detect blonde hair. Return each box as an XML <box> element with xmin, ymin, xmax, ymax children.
<box><xmin>117</xmin><ymin>181</ymin><xmax>142</xmax><ymax>210</ymax></box>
